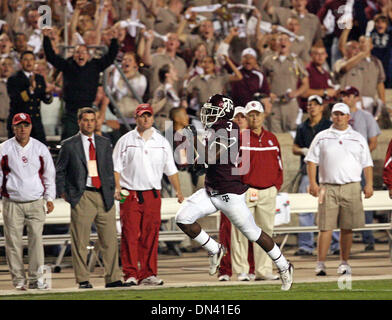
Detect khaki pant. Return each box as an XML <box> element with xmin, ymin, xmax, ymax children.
<box><xmin>2</xmin><ymin>198</ymin><xmax>46</xmax><ymax>286</ymax></box>
<box><xmin>231</xmin><ymin>187</ymin><xmax>277</xmax><ymax>277</ymax></box>
<box><xmin>317</xmin><ymin>182</ymin><xmax>365</xmax><ymax>230</ymax></box>
<box><xmin>267</xmin><ymin>100</ymin><xmax>299</xmax><ymax>133</ymax></box>
<box><xmin>70</xmin><ymin>191</ymin><xmax>122</xmax><ymax>284</ymax></box>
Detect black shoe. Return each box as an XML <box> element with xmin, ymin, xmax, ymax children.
<box><xmin>364</xmin><ymin>243</ymin><xmax>375</xmax><ymax>252</ymax></box>
<box><xmin>375</xmin><ymin>238</ymin><xmax>388</xmax><ymax>244</ymax></box>
<box><xmin>105</xmin><ymin>280</ymin><xmax>124</xmax><ymax>288</ymax></box>
<box><xmin>294</xmin><ymin>248</ymin><xmax>313</xmax><ymax>256</ymax></box>
<box><xmin>79</xmin><ymin>281</ymin><xmax>93</xmax><ymax>289</ymax></box>
<box><xmin>329</xmin><ymin>249</ymin><xmax>340</xmax><ymax>255</ymax></box>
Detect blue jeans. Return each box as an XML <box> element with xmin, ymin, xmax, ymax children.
<box><xmin>360</xmin><ymin>172</ymin><xmax>375</xmax><ymax>245</ymax></box>
<box><xmin>298</xmin><ymin>175</ymin><xmax>340</xmax><ymax>252</ymax></box>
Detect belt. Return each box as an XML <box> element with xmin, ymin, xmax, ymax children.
<box><xmin>85</xmin><ymin>186</ymin><xmax>101</xmax><ymax>192</ymax></box>
<box><xmin>0</xmin><ymin>119</ymin><xmax>6</xmax><ymax>123</ymax></box>
<box><xmin>248</xmin><ymin>185</ymin><xmax>274</xmax><ymax>190</ymax></box>
<box><xmin>136</xmin><ymin>189</ymin><xmax>159</xmax><ymax>204</ymax></box>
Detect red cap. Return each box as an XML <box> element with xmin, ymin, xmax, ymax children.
<box><xmin>135</xmin><ymin>103</ymin><xmax>153</xmax><ymax>116</ymax></box>
<box><xmin>12</xmin><ymin>113</ymin><xmax>32</xmax><ymax>125</ymax></box>
<box><xmin>340</xmin><ymin>86</ymin><xmax>360</xmax><ymax>97</ymax></box>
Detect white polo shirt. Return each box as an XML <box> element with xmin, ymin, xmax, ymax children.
<box><xmin>0</xmin><ymin>137</ymin><xmax>56</xmax><ymax>202</ymax></box>
<box><xmin>113</xmin><ymin>128</ymin><xmax>178</xmax><ymax>190</ymax></box>
<box><xmin>305</xmin><ymin>125</ymin><xmax>373</xmax><ymax>184</ymax></box>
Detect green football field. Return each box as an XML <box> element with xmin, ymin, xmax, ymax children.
<box><xmin>1</xmin><ymin>279</ymin><xmax>392</xmax><ymax>300</ymax></box>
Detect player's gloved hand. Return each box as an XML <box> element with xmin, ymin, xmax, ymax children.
<box><xmin>182</xmin><ymin>124</ymin><xmax>197</xmax><ymax>140</ymax></box>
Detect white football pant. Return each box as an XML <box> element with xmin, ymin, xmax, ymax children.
<box><xmin>176</xmin><ymin>188</ymin><xmax>262</xmax><ymax>241</ymax></box>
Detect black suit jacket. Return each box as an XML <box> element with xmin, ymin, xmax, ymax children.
<box><xmin>6</xmin><ymin>70</ymin><xmax>53</xmax><ymax>143</ymax></box>
<box><xmin>56</xmin><ymin>133</ymin><xmax>115</xmax><ymax>211</ymax></box>
<box><xmin>7</xmin><ymin>70</ymin><xmax>53</xmax><ymax>117</ymax></box>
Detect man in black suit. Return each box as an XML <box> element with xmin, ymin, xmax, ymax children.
<box><xmin>6</xmin><ymin>51</ymin><xmax>53</xmax><ymax>144</ymax></box>
<box><xmin>56</xmin><ymin>107</ymin><xmax>123</xmax><ymax>289</ymax></box>
<box><xmin>42</xmin><ymin>28</ymin><xmax>119</xmax><ymax>140</ymax></box>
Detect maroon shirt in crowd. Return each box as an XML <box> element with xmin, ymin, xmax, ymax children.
<box><xmin>299</xmin><ymin>62</ymin><xmax>334</xmax><ymax>111</ymax></box>
<box><xmin>231</xmin><ymin>67</ymin><xmax>270</xmax><ymax>107</ymax></box>
<box><xmin>317</xmin><ymin>0</ymin><xmax>348</xmax><ymax>37</ymax></box>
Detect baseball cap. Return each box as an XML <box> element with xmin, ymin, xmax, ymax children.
<box><xmin>245</xmin><ymin>100</ymin><xmax>264</xmax><ymax>114</ymax></box>
<box><xmin>233</xmin><ymin>106</ymin><xmax>246</xmax><ymax>118</ymax></box>
<box><xmin>241</xmin><ymin>47</ymin><xmax>257</xmax><ymax>59</ymax></box>
<box><xmin>307</xmin><ymin>95</ymin><xmax>323</xmax><ymax>105</ymax></box>
<box><xmin>135</xmin><ymin>103</ymin><xmax>153</xmax><ymax>116</ymax></box>
<box><xmin>331</xmin><ymin>102</ymin><xmax>350</xmax><ymax>115</ymax></box>
<box><xmin>340</xmin><ymin>86</ymin><xmax>360</xmax><ymax>97</ymax></box>
<box><xmin>12</xmin><ymin>113</ymin><xmax>32</xmax><ymax>125</ymax></box>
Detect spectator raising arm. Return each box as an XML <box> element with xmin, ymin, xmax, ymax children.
<box><xmin>43</xmin><ymin>29</ymin><xmax>68</xmax><ymax>71</ymax></box>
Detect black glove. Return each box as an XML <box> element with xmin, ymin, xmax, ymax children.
<box><xmin>190</xmin><ymin>163</ymin><xmax>207</xmax><ymax>177</ymax></box>
<box><xmin>185</xmin><ymin>124</ymin><xmax>197</xmax><ymax>136</ymax></box>
<box><xmin>182</xmin><ymin>124</ymin><xmax>197</xmax><ymax>141</ymax></box>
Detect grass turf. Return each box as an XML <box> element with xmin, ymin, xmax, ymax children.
<box><xmin>1</xmin><ymin>280</ymin><xmax>392</xmax><ymax>300</ymax></box>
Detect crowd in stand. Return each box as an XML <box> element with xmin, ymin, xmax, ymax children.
<box><xmin>0</xmin><ymin>0</ymin><xmax>392</xmax><ymax>289</ymax></box>
<box><xmin>0</xmin><ymin>0</ymin><xmax>391</xmax><ymax>142</ymax></box>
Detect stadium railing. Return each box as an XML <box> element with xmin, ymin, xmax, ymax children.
<box><xmin>0</xmin><ymin>190</ymin><xmax>390</xmax><ymax>271</ymax></box>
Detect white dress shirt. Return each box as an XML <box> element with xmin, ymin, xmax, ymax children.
<box><xmin>0</xmin><ymin>137</ymin><xmax>56</xmax><ymax>202</ymax></box>
<box><xmin>80</xmin><ymin>133</ymin><xmax>96</xmax><ymax>187</ymax></box>
<box><xmin>305</xmin><ymin>125</ymin><xmax>373</xmax><ymax>184</ymax></box>
<box><xmin>113</xmin><ymin>128</ymin><xmax>178</xmax><ymax>190</ymax></box>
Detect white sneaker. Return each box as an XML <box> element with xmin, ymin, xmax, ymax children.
<box><xmin>315</xmin><ymin>263</ymin><xmax>327</xmax><ymax>276</ymax></box>
<box><xmin>29</xmin><ymin>281</ymin><xmax>49</xmax><ymax>290</ymax></box>
<box><xmin>124</xmin><ymin>277</ymin><xmax>138</xmax><ymax>286</ymax></box>
<box><xmin>248</xmin><ymin>273</ymin><xmax>256</xmax><ymax>281</ymax></box>
<box><xmin>15</xmin><ymin>281</ymin><xmax>27</xmax><ymax>291</ymax></box>
<box><xmin>279</xmin><ymin>262</ymin><xmax>294</xmax><ymax>291</ymax></box>
<box><xmin>237</xmin><ymin>273</ymin><xmax>250</xmax><ymax>281</ymax></box>
<box><xmin>256</xmin><ymin>274</ymin><xmax>280</xmax><ymax>281</ymax></box>
<box><xmin>208</xmin><ymin>244</ymin><xmax>226</xmax><ymax>276</ymax></box>
<box><xmin>218</xmin><ymin>275</ymin><xmax>230</xmax><ymax>281</ymax></box>
<box><xmin>140</xmin><ymin>276</ymin><xmax>164</xmax><ymax>286</ymax></box>
<box><xmin>337</xmin><ymin>263</ymin><xmax>352</xmax><ymax>275</ymax></box>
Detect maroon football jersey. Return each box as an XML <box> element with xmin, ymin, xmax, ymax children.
<box><xmin>204</xmin><ymin>119</ymin><xmax>249</xmax><ymax>195</ymax></box>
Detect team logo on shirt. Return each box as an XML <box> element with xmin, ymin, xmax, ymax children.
<box><xmin>222</xmin><ymin>195</ymin><xmax>230</xmax><ymax>202</ymax></box>
<box><xmin>22</xmin><ymin>156</ymin><xmax>28</xmax><ymax>163</ymax></box>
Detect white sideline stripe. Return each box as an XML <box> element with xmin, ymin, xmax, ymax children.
<box><xmin>240</xmin><ymin>146</ymin><xmax>279</xmax><ymax>152</ymax></box>
<box><xmin>1</xmin><ymin>275</ymin><xmax>392</xmax><ymax>296</ymax></box>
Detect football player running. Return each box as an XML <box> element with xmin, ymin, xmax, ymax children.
<box><xmin>175</xmin><ymin>94</ymin><xmax>294</xmax><ymax>290</ymax></box>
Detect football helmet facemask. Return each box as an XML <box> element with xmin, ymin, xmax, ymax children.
<box><xmin>200</xmin><ymin>94</ymin><xmax>235</xmax><ymax>127</ymax></box>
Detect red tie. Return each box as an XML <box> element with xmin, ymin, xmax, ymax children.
<box><xmin>88</xmin><ymin>138</ymin><xmax>101</xmax><ymax>189</ymax></box>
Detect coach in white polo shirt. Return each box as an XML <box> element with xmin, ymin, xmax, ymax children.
<box><xmin>0</xmin><ymin>113</ymin><xmax>55</xmax><ymax>291</ymax></box>
<box><xmin>113</xmin><ymin>103</ymin><xmax>184</xmax><ymax>286</ymax></box>
<box><xmin>305</xmin><ymin>103</ymin><xmax>374</xmax><ymax>276</ymax></box>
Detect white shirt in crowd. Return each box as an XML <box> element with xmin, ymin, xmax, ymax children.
<box><xmin>305</xmin><ymin>125</ymin><xmax>373</xmax><ymax>185</ymax></box>
<box><xmin>112</xmin><ymin>128</ymin><xmax>178</xmax><ymax>190</ymax></box>
<box><xmin>80</xmin><ymin>132</ymin><xmax>96</xmax><ymax>188</ymax></box>
<box><xmin>0</xmin><ymin>137</ymin><xmax>56</xmax><ymax>202</ymax></box>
